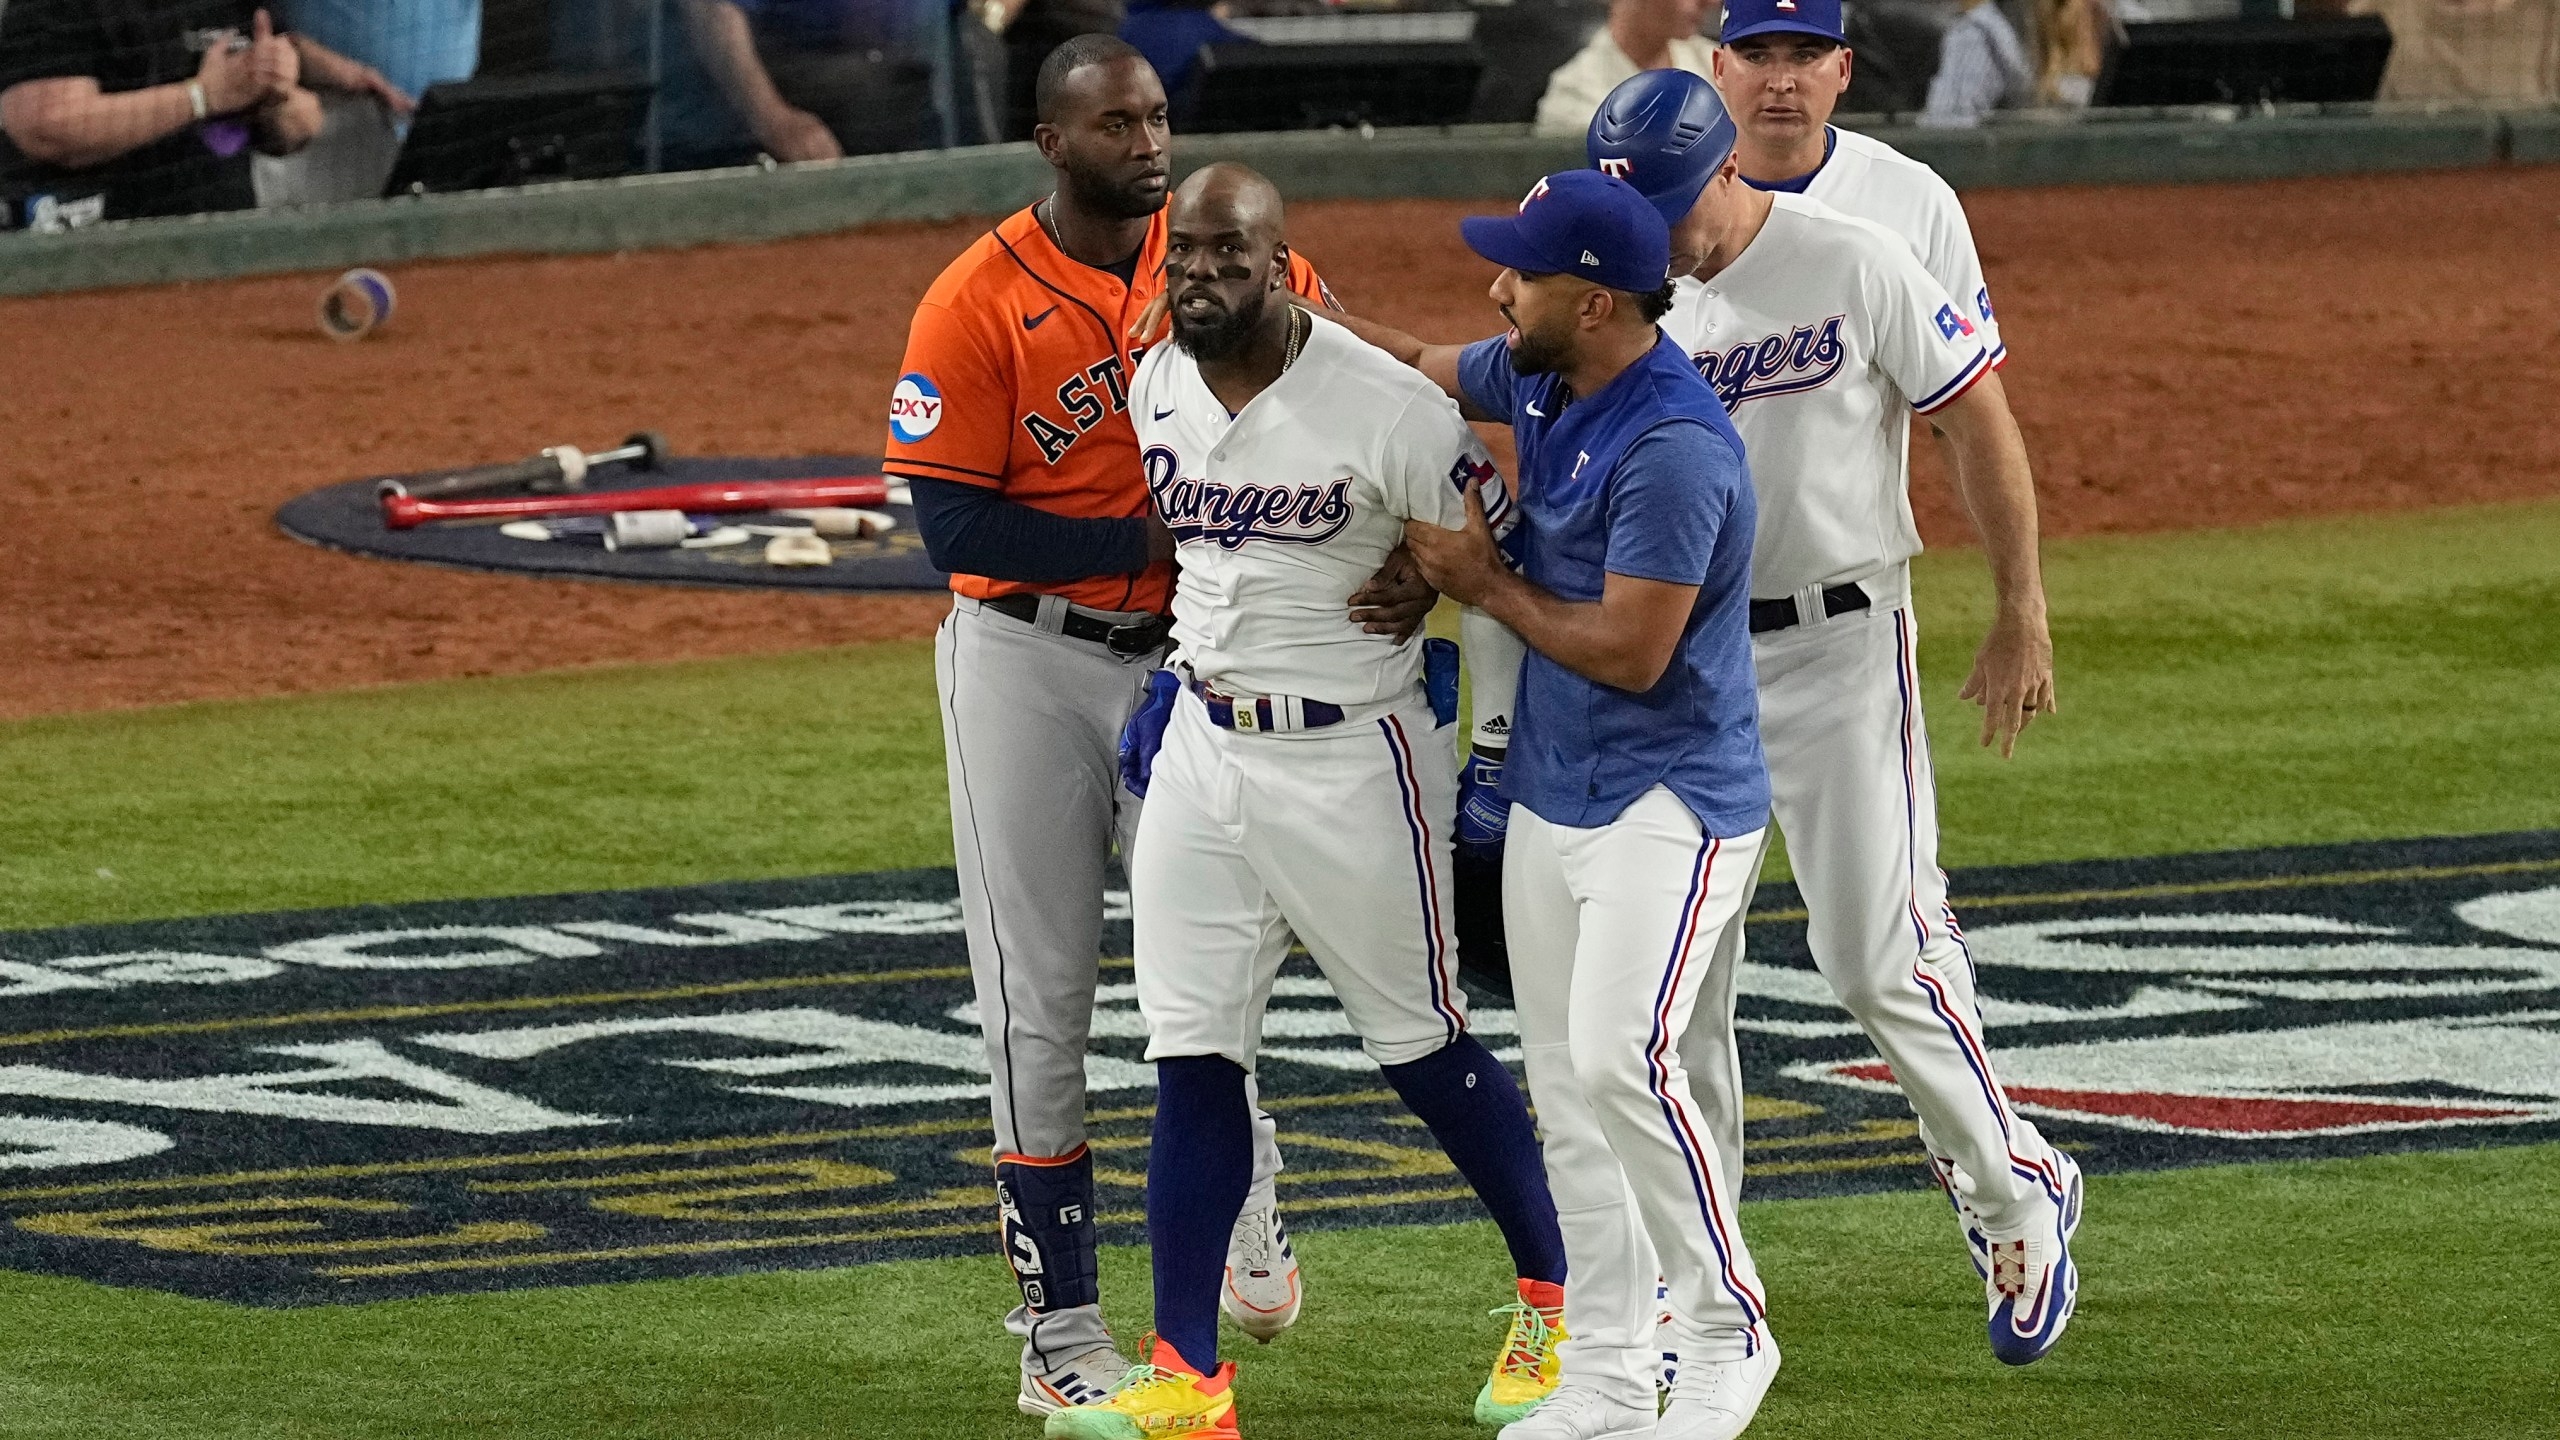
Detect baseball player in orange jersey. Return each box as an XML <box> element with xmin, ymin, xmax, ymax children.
<box><xmin>882</xmin><ymin>35</ymin><xmax>1432</xmax><ymax>1416</ymax></box>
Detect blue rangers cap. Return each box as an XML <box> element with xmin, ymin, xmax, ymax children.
<box><xmin>1719</xmin><ymin>0</ymin><xmax>1848</xmax><ymax>44</ymax></box>
<box><xmin>1587</xmin><ymin>69</ymin><xmax>1740</xmax><ymax>226</ymax></box>
<box><xmin>1459</xmin><ymin>169</ymin><xmax>1671</xmax><ymax>294</ymax></box>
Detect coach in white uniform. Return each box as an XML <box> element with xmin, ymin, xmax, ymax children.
<box><xmin>1710</xmin><ymin>0</ymin><xmax>2015</xmax><ymax>392</ymax></box>
<box><xmin>1591</xmin><ymin>66</ymin><xmax>2082</xmax><ymax>1368</ymax></box>
<box><xmin>1043</xmin><ymin>163</ymin><xmax>1570</xmax><ymax>1438</ymax></box>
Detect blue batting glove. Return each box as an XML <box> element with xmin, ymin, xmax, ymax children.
<box><xmin>1118</xmin><ymin>669</ymin><xmax>1181</xmax><ymax>798</ymax></box>
<box><xmin>1422</xmin><ymin>638</ymin><xmax>1460</xmax><ymax>729</ymax></box>
<box><xmin>1456</xmin><ymin>749</ymin><xmax>1508</xmax><ymax>852</ymax></box>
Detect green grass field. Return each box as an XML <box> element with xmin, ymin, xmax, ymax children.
<box><xmin>3</xmin><ymin>498</ymin><xmax>2559</xmax><ymax>1437</ymax></box>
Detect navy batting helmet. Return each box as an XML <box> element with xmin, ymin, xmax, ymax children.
<box><xmin>1586</xmin><ymin>69</ymin><xmax>1739</xmax><ymax>226</ymax></box>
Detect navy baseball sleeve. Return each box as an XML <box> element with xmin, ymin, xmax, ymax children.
<box><xmin>907</xmin><ymin>476</ymin><xmax>1152</xmax><ymax>583</ymax></box>
<box><xmin>1602</xmin><ymin>420</ymin><xmax>1740</xmax><ymax>586</ymax></box>
<box><xmin>1455</xmin><ymin>338</ymin><xmax>1517</xmax><ymax>425</ymax></box>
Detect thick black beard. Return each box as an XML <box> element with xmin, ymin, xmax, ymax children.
<box><xmin>1171</xmin><ymin>287</ymin><xmax>1269</xmax><ymax>363</ymax></box>
<box><xmin>1062</xmin><ymin>160</ymin><xmax>1167</xmax><ymax>221</ymax></box>
<box><xmin>1508</xmin><ymin>322</ymin><xmax>1569</xmax><ymax>376</ymax></box>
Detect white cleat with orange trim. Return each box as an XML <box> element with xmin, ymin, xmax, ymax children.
<box><xmin>1221</xmin><ymin>1203</ymin><xmax>1302</xmax><ymax>1343</ymax></box>
<box><xmin>1020</xmin><ymin>1343</ymin><xmax>1133</xmax><ymax>1417</ymax></box>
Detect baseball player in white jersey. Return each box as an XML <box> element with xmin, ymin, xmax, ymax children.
<box><xmin>1043</xmin><ymin>164</ymin><xmax>1570</xmax><ymax>1440</ymax></box>
<box><xmin>886</xmin><ymin>41</ymin><xmax>1441</xmax><ymax>1413</ymax></box>
<box><xmin>1709</xmin><ymin>0</ymin><xmax>2013</xmax><ymax>425</ymax></box>
<box><xmin>1591</xmin><ymin>67</ymin><xmax>2080</xmax><ymax>1368</ymax></box>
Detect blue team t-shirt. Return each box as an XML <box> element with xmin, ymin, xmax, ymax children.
<box><xmin>279</xmin><ymin>0</ymin><xmax>479</xmax><ymax>114</ymax></box>
<box><xmin>1458</xmin><ymin>336</ymin><xmax>1769</xmax><ymax>836</ymax></box>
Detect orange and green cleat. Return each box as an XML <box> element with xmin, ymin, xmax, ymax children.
<box><xmin>1475</xmin><ymin>1278</ymin><xmax>1568</xmax><ymax>1427</ymax></box>
<box><xmin>1043</xmin><ymin>1333</ymin><xmax>1241</xmax><ymax>1440</ymax></box>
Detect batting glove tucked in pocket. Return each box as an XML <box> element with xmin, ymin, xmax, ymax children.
<box><xmin>1456</xmin><ymin>749</ymin><xmax>1509</xmax><ymax>854</ymax></box>
<box><xmin>1118</xmin><ymin>669</ymin><xmax>1182</xmax><ymax>798</ymax></box>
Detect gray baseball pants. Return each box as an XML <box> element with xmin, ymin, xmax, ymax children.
<box><xmin>936</xmin><ymin>596</ymin><xmax>1282</xmax><ymax>1363</ymax></box>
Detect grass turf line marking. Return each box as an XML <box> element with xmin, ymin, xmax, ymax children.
<box><xmin>10</xmin><ymin>854</ymin><xmax>2546</xmax><ymax>1053</ymax></box>
<box><xmin>0</xmin><ymin>967</ymin><xmax>954</xmax><ymax>1050</ymax></box>
<box><xmin>0</xmin><ymin>960</ymin><xmax>1051</xmax><ymax>1050</ymax></box>
<box><xmin>0</xmin><ymin>1098</ymin><xmax>1372</xmax><ymax>1202</ymax></box>
<box><xmin>1743</xmin><ymin>854</ymin><xmax>2560</xmax><ymax>923</ymax></box>
<box><xmin>314</xmin><ymin>1186</ymin><xmax>1494</xmax><ymax>1280</ymax></box>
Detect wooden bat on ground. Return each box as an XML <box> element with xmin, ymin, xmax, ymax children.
<box><xmin>392</xmin><ymin>432</ymin><xmax>670</xmax><ymax>501</ymax></box>
<box><xmin>380</xmin><ymin>474</ymin><xmax>892</xmax><ymax>530</ymax></box>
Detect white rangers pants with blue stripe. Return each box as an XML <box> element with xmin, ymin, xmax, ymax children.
<box><xmin>1508</xmin><ymin>787</ymin><xmax>1771</xmax><ymax>1401</ymax></box>
<box><xmin>1132</xmin><ymin>688</ymin><xmax>1469</xmax><ymax>1071</ymax></box>
<box><xmin>1748</xmin><ymin>592</ymin><xmax>2064</xmax><ymax>1236</ymax></box>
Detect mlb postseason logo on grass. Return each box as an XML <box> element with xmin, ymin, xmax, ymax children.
<box><xmin>0</xmin><ymin>834</ymin><xmax>2556</xmax><ymax>1306</ymax></box>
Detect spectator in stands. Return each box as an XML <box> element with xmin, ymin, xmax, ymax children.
<box><xmin>682</xmin><ymin>0</ymin><xmax>937</xmax><ymax>161</ymax></box>
<box><xmin>982</xmin><ymin>0</ymin><xmax>1124</xmax><ymax>139</ymax></box>
<box><xmin>1531</xmin><ymin>0</ymin><xmax>1712</xmax><ymax>136</ymax></box>
<box><xmin>1917</xmin><ymin>0</ymin><xmax>2033</xmax><ymax>125</ymax></box>
<box><xmin>2033</xmin><ymin>0</ymin><xmax>2106</xmax><ymax>107</ymax></box>
<box><xmin>254</xmin><ymin>0</ymin><xmax>476</xmax><ymax>205</ymax></box>
<box><xmin>1118</xmin><ymin>0</ymin><xmax>1248</xmax><ymax>103</ymax></box>
<box><xmin>2353</xmin><ymin>0</ymin><xmax>2557</xmax><ymax>103</ymax></box>
<box><xmin>0</xmin><ymin>4</ymin><xmax>390</xmax><ymax>227</ymax></box>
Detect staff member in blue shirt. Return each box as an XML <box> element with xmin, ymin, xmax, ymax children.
<box><xmin>1400</xmin><ymin>168</ymin><xmax>1784</xmax><ymax>1440</ymax></box>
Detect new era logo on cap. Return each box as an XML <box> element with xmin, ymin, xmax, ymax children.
<box><xmin>1581</xmin><ymin>249</ymin><xmax>1601</xmax><ymax>265</ymax></box>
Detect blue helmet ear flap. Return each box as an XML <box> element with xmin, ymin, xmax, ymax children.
<box><xmin>1585</xmin><ymin>70</ymin><xmax>1739</xmax><ymax>225</ymax></box>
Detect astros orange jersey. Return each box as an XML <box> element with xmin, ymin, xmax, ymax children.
<box><xmin>884</xmin><ymin>203</ymin><xmax>1335</xmax><ymax>613</ymax></box>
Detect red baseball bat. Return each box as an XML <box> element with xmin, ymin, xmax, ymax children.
<box><xmin>381</xmin><ymin>475</ymin><xmax>891</xmax><ymax>530</ymax></box>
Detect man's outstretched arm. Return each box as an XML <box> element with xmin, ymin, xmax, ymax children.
<box><xmin>1311</xmin><ymin>307</ymin><xmax>1489</xmax><ymax>418</ymax></box>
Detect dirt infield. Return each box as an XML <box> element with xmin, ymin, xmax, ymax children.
<box><xmin>2</xmin><ymin>165</ymin><xmax>2555</xmax><ymax>719</ymax></box>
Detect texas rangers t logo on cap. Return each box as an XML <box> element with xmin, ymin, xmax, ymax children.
<box><xmin>1718</xmin><ymin>0</ymin><xmax>1848</xmax><ymax>44</ymax></box>
<box><xmin>1465</xmin><ymin>169</ymin><xmax>1673</xmax><ymax>294</ymax></box>
<box><xmin>1597</xmin><ymin>156</ymin><xmax>1633</xmax><ymax>179</ymax></box>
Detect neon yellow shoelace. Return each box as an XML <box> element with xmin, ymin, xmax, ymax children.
<box><xmin>1488</xmin><ymin>1299</ymin><xmax>1561</xmax><ymax>1379</ymax></box>
<box><xmin>1106</xmin><ymin>1361</ymin><xmax>1166</xmax><ymax>1399</ymax></box>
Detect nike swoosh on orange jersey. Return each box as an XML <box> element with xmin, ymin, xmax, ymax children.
<box><xmin>1023</xmin><ymin>306</ymin><xmax>1058</xmax><ymax>330</ymax></box>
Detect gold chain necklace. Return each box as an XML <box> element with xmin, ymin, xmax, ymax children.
<box><xmin>1280</xmin><ymin>305</ymin><xmax>1307</xmax><ymax>373</ymax></box>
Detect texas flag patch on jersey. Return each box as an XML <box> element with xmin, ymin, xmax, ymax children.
<box><xmin>1935</xmin><ymin>304</ymin><xmax>1978</xmax><ymax>341</ymax></box>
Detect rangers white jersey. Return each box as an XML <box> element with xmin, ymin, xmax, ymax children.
<box><xmin>1131</xmin><ymin>312</ymin><xmax>1510</xmax><ymax>707</ymax></box>
<box><xmin>1800</xmin><ymin>127</ymin><xmax>2006</xmax><ymax>366</ymax></box>
<box><xmin>1660</xmin><ymin>192</ymin><xmax>1990</xmax><ymax>598</ymax></box>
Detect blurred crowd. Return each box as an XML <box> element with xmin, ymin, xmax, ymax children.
<box><xmin>2</xmin><ymin>0</ymin><xmax>2552</xmax><ymax>230</ymax></box>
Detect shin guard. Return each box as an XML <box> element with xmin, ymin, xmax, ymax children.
<box><xmin>995</xmin><ymin>1146</ymin><xmax>1102</xmax><ymax>1318</ymax></box>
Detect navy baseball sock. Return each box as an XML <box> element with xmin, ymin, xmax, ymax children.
<box><xmin>1148</xmin><ymin>1053</ymin><xmax>1255</xmax><ymax>1369</ymax></box>
<box><xmin>1382</xmin><ymin>1034</ymin><xmax>1568</xmax><ymax>1284</ymax></box>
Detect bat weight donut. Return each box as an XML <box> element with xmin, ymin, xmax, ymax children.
<box><xmin>318</xmin><ymin>268</ymin><xmax>397</xmax><ymax>342</ymax></box>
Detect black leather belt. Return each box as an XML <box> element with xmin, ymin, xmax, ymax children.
<box><xmin>981</xmin><ymin>594</ymin><xmax>1173</xmax><ymax>657</ymax></box>
<box><xmin>1749</xmin><ymin>582</ymin><xmax>1872</xmax><ymax>635</ymax></box>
